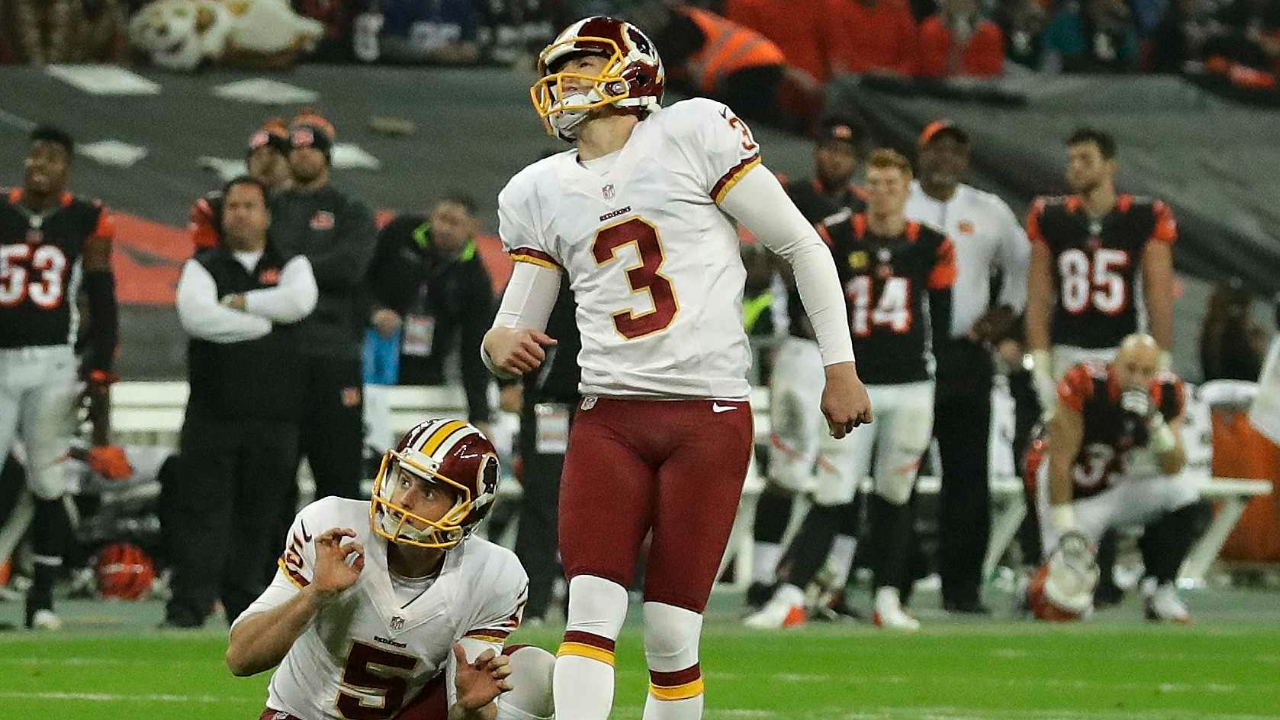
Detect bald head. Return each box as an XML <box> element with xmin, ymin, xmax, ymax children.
<box><xmin>1113</xmin><ymin>333</ymin><xmax>1161</xmax><ymax>390</ymax></box>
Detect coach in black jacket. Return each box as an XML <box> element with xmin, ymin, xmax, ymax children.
<box><xmin>167</xmin><ymin>176</ymin><xmax>317</xmax><ymax>628</ymax></box>
<box><xmin>269</xmin><ymin>111</ymin><xmax>377</xmax><ymax>501</ymax></box>
<box><xmin>367</xmin><ymin>194</ymin><xmax>496</xmax><ymax>426</ymax></box>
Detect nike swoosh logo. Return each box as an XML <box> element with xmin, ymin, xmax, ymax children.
<box><xmin>300</xmin><ymin>519</ymin><xmax>313</xmax><ymax>543</ymax></box>
<box><xmin>712</xmin><ymin>403</ymin><xmax>737</xmax><ymax>413</ymax></box>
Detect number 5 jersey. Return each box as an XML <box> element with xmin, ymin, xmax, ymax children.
<box><xmin>497</xmin><ymin>98</ymin><xmax>762</xmax><ymax>399</ymax></box>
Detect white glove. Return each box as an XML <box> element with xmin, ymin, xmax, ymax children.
<box><xmin>1050</xmin><ymin>504</ymin><xmax>1076</xmax><ymax>533</ymax></box>
<box><xmin>1147</xmin><ymin>413</ymin><xmax>1177</xmax><ymax>455</ymax></box>
<box><xmin>1119</xmin><ymin>388</ymin><xmax>1153</xmax><ymax>418</ymax></box>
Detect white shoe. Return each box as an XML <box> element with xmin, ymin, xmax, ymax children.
<box><xmin>29</xmin><ymin>609</ymin><xmax>63</xmax><ymax>631</ymax></box>
<box><xmin>1145</xmin><ymin>583</ymin><xmax>1192</xmax><ymax>624</ymax></box>
<box><xmin>744</xmin><ymin>584</ymin><xmax>806</xmax><ymax>629</ymax></box>
<box><xmin>873</xmin><ymin>588</ymin><xmax>920</xmax><ymax>632</ymax></box>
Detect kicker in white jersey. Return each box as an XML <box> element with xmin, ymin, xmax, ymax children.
<box><xmin>498</xmin><ymin>97</ymin><xmax>762</xmax><ymax>398</ymax></box>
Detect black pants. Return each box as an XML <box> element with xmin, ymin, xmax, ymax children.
<box><xmin>934</xmin><ymin>339</ymin><xmax>993</xmax><ymax>606</ymax></box>
<box><xmin>512</xmin><ymin>401</ymin><xmax>572</xmax><ymax>620</ymax></box>
<box><xmin>167</xmin><ymin>416</ymin><xmax>298</xmax><ymax>624</ymax></box>
<box><xmin>296</xmin><ymin>355</ymin><xmax>364</xmax><ymax>501</ymax></box>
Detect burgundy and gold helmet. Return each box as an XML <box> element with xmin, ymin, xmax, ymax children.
<box><xmin>531</xmin><ymin>16</ymin><xmax>665</xmax><ymax>141</ymax></box>
<box><xmin>370</xmin><ymin>419</ymin><xmax>500</xmax><ymax>549</ymax></box>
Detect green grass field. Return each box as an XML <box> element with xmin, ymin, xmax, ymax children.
<box><xmin>3</xmin><ymin>588</ymin><xmax>1279</xmax><ymax>719</ymax></box>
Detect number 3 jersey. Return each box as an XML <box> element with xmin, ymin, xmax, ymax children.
<box><xmin>819</xmin><ymin>210</ymin><xmax>956</xmax><ymax>385</ymax></box>
<box><xmin>498</xmin><ymin>98</ymin><xmax>762</xmax><ymax>399</ymax></box>
<box><xmin>1026</xmin><ymin>194</ymin><xmax>1176</xmax><ymax>350</ymax></box>
<box><xmin>1056</xmin><ymin>362</ymin><xmax>1185</xmax><ymax>497</ymax></box>
<box><xmin>235</xmin><ymin>497</ymin><xmax>528</xmax><ymax>720</ymax></box>
<box><xmin>0</xmin><ymin>188</ymin><xmax>113</xmax><ymax>349</ymax></box>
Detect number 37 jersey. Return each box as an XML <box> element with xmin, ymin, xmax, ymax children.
<box><xmin>498</xmin><ymin>99</ymin><xmax>762</xmax><ymax>399</ymax></box>
<box><xmin>1026</xmin><ymin>194</ymin><xmax>1176</xmax><ymax>350</ymax></box>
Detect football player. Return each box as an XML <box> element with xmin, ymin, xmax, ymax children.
<box><xmin>189</xmin><ymin>118</ymin><xmax>292</xmax><ymax>252</ymax></box>
<box><xmin>226</xmin><ymin>419</ymin><xmax>555</xmax><ymax>720</ymax></box>
<box><xmin>0</xmin><ymin>125</ymin><xmax>118</xmax><ymax>630</ymax></box>
<box><xmin>482</xmin><ymin>16</ymin><xmax>871</xmax><ymax>720</ymax></box>
<box><xmin>1028</xmin><ymin>334</ymin><xmax>1204</xmax><ymax>623</ymax></box>
<box><xmin>747</xmin><ymin>118</ymin><xmax>869</xmax><ymax>611</ymax></box>
<box><xmin>746</xmin><ymin>150</ymin><xmax>955</xmax><ymax>632</ymax></box>
<box><xmin>1025</xmin><ymin>128</ymin><xmax>1177</xmax><ymax>414</ymax></box>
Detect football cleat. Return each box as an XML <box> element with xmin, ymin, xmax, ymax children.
<box><xmin>744</xmin><ymin>584</ymin><xmax>806</xmax><ymax>629</ymax></box>
<box><xmin>1144</xmin><ymin>582</ymin><xmax>1192</xmax><ymax>624</ymax></box>
<box><xmin>27</xmin><ymin>609</ymin><xmax>62</xmax><ymax>632</ymax></box>
<box><xmin>873</xmin><ymin>588</ymin><xmax>919</xmax><ymax>632</ymax></box>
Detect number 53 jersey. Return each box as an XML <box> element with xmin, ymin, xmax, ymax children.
<box><xmin>498</xmin><ymin>98</ymin><xmax>763</xmax><ymax>399</ymax></box>
<box><xmin>1026</xmin><ymin>194</ymin><xmax>1176</xmax><ymax>350</ymax></box>
<box><xmin>0</xmin><ymin>188</ymin><xmax>113</xmax><ymax>349</ymax></box>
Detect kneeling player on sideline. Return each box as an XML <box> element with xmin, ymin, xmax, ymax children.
<box><xmin>226</xmin><ymin>420</ymin><xmax>555</xmax><ymax>720</ymax></box>
<box><xmin>1027</xmin><ymin>334</ymin><xmax>1206</xmax><ymax>624</ymax></box>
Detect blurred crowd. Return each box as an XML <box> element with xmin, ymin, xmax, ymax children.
<box><xmin>1</xmin><ymin>0</ymin><xmax>1276</xmax><ymax>79</ymax></box>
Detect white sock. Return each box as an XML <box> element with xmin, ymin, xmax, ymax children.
<box><xmin>642</xmin><ymin>602</ymin><xmax>705</xmax><ymax>720</ymax></box>
<box><xmin>553</xmin><ymin>576</ymin><xmax>628</xmax><ymax>720</ymax></box>
<box><xmin>751</xmin><ymin>541</ymin><xmax>782</xmax><ymax>584</ymax></box>
<box><xmin>826</xmin><ymin>535</ymin><xmax>857</xmax><ymax>589</ymax></box>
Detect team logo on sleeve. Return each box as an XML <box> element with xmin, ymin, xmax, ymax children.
<box><xmin>310</xmin><ymin>211</ymin><xmax>335</xmax><ymax>230</ymax></box>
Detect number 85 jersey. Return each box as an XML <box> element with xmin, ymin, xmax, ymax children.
<box><xmin>1026</xmin><ymin>194</ymin><xmax>1176</xmax><ymax>350</ymax></box>
<box><xmin>498</xmin><ymin>98</ymin><xmax>762</xmax><ymax>399</ymax></box>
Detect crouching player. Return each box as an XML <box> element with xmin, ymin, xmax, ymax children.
<box><xmin>226</xmin><ymin>419</ymin><xmax>556</xmax><ymax>719</ymax></box>
<box><xmin>1027</xmin><ymin>334</ymin><xmax>1207</xmax><ymax>623</ymax></box>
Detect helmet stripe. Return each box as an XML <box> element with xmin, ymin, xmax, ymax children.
<box><xmin>422</xmin><ymin>419</ymin><xmax>469</xmax><ymax>456</ymax></box>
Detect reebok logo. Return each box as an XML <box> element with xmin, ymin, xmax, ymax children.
<box><xmin>712</xmin><ymin>403</ymin><xmax>736</xmax><ymax>413</ymax></box>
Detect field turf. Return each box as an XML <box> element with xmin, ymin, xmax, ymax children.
<box><xmin>2</xmin><ymin>588</ymin><xmax>1278</xmax><ymax>719</ymax></box>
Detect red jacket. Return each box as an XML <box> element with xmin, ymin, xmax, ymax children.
<box><xmin>917</xmin><ymin>16</ymin><xmax>1006</xmax><ymax>77</ymax></box>
<box><xmin>828</xmin><ymin>0</ymin><xmax>919</xmax><ymax>76</ymax></box>
<box><xmin>725</xmin><ymin>0</ymin><xmax>833</xmax><ymax>82</ymax></box>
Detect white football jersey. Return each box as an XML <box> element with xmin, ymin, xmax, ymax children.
<box><xmin>235</xmin><ymin>497</ymin><xmax>528</xmax><ymax>720</ymax></box>
<box><xmin>498</xmin><ymin>98</ymin><xmax>762</xmax><ymax>399</ymax></box>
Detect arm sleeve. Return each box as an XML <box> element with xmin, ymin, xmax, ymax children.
<box><xmin>718</xmin><ymin>165</ymin><xmax>855</xmax><ymax>367</ymax></box>
<box><xmin>306</xmin><ymin>199</ymin><xmax>378</xmax><ymax>291</ymax></box>
<box><xmin>175</xmin><ymin>260</ymin><xmax>272</xmax><ymax>343</ymax></box>
<box><xmin>84</xmin><ymin>206</ymin><xmax>118</xmax><ymax>373</ymax></box>
<box><xmin>1149</xmin><ymin>200</ymin><xmax>1177</xmax><ymax>243</ymax></box>
<box><xmin>995</xmin><ymin>200</ymin><xmax>1031</xmax><ymax>312</ymax></box>
<box><xmin>482</xmin><ymin>261</ymin><xmax>562</xmax><ymax>377</ymax></box>
<box><xmin>242</xmin><ymin>256</ymin><xmax>319</xmax><ymax>323</ymax></box>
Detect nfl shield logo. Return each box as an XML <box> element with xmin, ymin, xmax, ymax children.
<box><xmin>25</xmin><ymin>229</ymin><xmax>42</xmax><ymax>245</ymax></box>
<box><xmin>602</xmin><ymin>184</ymin><xmax>615</xmax><ymax>200</ymax></box>
<box><xmin>390</xmin><ymin>616</ymin><xmax>406</xmax><ymax>631</ymax></box>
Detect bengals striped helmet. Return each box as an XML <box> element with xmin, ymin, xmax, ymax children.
<box><xmin>95</xmin><ymin>543</ymin><xmax>155</xmax><ymax>600</ymax></box>
<box><xmin>370</xmin><ymin>419</ymin><xmax>500</xmax><ymax>549</ymax></box>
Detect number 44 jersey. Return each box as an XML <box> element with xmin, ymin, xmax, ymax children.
<box><xmin>498</xmin><ymin>98</ymin><xmax>763</xmax><ymax>399</ymax></box>
<box><xmin>1026</xmin><ymin>194</ymin><xmax>1176</xmax><ymax>350</ymax></box>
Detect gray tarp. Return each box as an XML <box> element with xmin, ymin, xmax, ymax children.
<box><xmin>0</xmin><ymin>67</ymin><xmax>1273</xmax><ymax>379</ymax></box>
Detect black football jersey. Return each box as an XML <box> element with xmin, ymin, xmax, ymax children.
<box><xmin>1057</xmin><ymin>361</ymin><xmax>1185</xmax><ymax>497</ymax></box>
<box><xmin>1027</xmin><ymin>194</ymin><xmax>1176</xmax><ymax>350</ymax></box>
<box><xmin>780</xmin><ymin>174</ymin><xmax>867</xmax><ymax>224</ymax></box>
<box><xmin>821</xmin><ymin>211</ymin><xmax>956</xmax><ymax>384</ymax></box>
<box><xmin>0</xmin><ymin>188</ymin><xmax>113</xmax><ymax>349</ymax></box>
